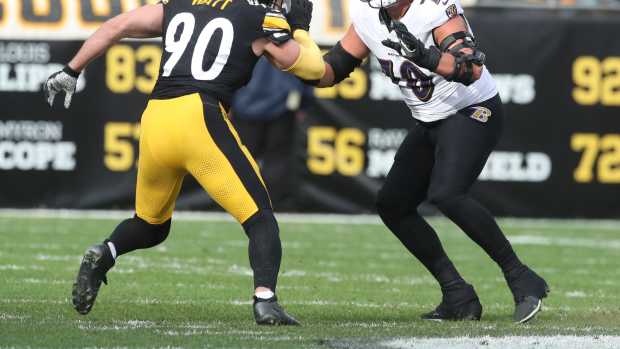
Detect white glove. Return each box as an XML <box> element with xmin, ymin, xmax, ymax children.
<box><xmin>44</xmin><ymin>66</ymin><xmax>80</xmax><ymax>109</ymax></box>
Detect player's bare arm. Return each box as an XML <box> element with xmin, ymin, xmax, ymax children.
<box><xmin>44</xmin><ymin>4</ymin><xmax>163</xmax><ymax>108</ymax></box>
<box><xmin>254</xmin><ymin>38</ymin><xmax>300</xmax><ymax>69</ymax></box>
<box><xmin>316</xmin><ymin>25</ymin><xmax>370</xmax><ymax>88</ymax></box>
<box><xmin>252</xmin><ymin>32</ymin><xmax>325</xmax><ymax>81</ymax></box>
<box><xmin>69</xmin><ymin>4</ymin><xmax>163</xmax><ymax>72</ymax></box>
<box><xmin>432</xmin><ymin>16</ymin><xmax>483</xmax><ymax>81</ymax></box>
<box><xmin>255</xmin><ymin>0</ymin><xmax>325</xmax><ymax>82</ymax></box>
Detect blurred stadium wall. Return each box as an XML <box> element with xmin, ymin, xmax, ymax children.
<box><xmin>0</xmin><ymin>0</ymin><xmax>618</xmax><ymax>218</ymax></box>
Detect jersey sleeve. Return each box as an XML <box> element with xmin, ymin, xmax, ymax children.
<box><xmin>422</xmin><ymin>0</ymin><xmax>464</xmax><ymax>33</ymax></box>
<box><xmin>348</xmin><ymin>0</ymin><xmax>372</xmax><ymax>50</ymax></box>
<box><xmin>261</xmin><ymin>9</ymin><xmax>292</xmax><ymax>45</ymax></box>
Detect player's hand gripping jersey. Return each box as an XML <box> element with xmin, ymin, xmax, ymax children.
<box><xmin>151</xmin><ymin>0</ymin><xmax>293</xmax><ymax>106</ymax></box>
<box><xmin>350</xmin><ymin>0</ymin><xmax>497</xmax><ymax>122</ymax></box>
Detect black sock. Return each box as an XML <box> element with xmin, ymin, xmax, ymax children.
<box><xmin>242</xmin><ymin>210</ymin><xmax>281</xmax><ymax>292</ymax></box>
<box><xmin>106</xmin><ymin>215</ymin><xmax>171</xmax><ymax>257</ymax></box>
<box><xmin>437</xmin><ymin>196</ymin><xmax>524</xmax><ymax>274</ymax></box>
<box><xmin>96</xmin><ymin>244</ymin><xmax>116</xmax><ymax>273</ymax></box>
<box><xmin>430</xmin><ymin>256</ymin><xmax>466</xmax><ymax>290</ymax></box>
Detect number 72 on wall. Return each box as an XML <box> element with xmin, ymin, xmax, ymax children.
<box><xmin>571</xmin><ymin>133</ymin><xmax>620</xmax><ymax>183</ymax></box>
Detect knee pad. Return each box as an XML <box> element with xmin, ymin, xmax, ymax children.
<box><xmin>376</xmin><ymin>187</ymin><xmax>396</xmax><ymax>216</ymax></box>
<box><xmin>427</xmin><ymin>187</ymin><xmax>466</xmax><ymax>213</ymax></box>
<box><xmin>107</xmin><ymin>215</ymin><xmax>171</xmax><ymax>256</ymax></box>
<box><xmin>376</xmin><ymin>187</ymin><xmax>416</xmax><ymax>223</ymax></box>
<box><xmin>133</xmin><ymin>215</ymin><xmax>171</xmax><ymax>247</ymax></box>
<box><xmin>242</xmin><ymin>210</ymin><xmax>279</xmax><ymax>239</ymax></box>
<box><xmin>376</xmin><ymin>203</ymin><xmax>394</xmax><ymax>223</ymax></box>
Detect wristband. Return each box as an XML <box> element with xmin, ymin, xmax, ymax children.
<box><xmin>63</xmin><ymin>65</ymin><xmax>81</xmax><ymax>78</ymax></box>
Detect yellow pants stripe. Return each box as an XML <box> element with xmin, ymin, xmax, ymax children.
<box><xmin>219</xmin><ymin>103</ymin><xmax>270</xmax><ymax>196</ymax></box>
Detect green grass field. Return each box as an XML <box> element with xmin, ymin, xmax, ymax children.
<box><xmin>1</xmin><ymin>212</ymin><xmax>619</xmax><ymax>348</ymax></box>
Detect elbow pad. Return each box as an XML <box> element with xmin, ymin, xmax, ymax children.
<box><xmin>283</xmin><ymin>30</ymin><xmax>326</xmax><ymax>80</ymax></box>
<box><xmin>324</xmin><ymin>41</ymin><xmax>363</xmax><ymax>84</ymax></box>
<box><xmin>440</xmin><ymin>31</ymin><xmax>486</xmax><ymax>86</ymax></box>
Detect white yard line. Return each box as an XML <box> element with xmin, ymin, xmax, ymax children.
<box><xmin>1</xmin><ymin>208</ymin><xmax>619</xmax><ymax>230</ymax></box>
<box><xmin>75</xmin><ymin>347</ymin><xmax>185</xmax><ymax>349</ymax></box>
<box><xmin>383</xmin><ymin>336</ymin><xmax>620</xmax><ymax>349</ymax></box>
<box><xmin>0</xmin><ymin>208</ymin><xmax>237</xmax><ymax>222</ymax></box>
<box><xmin>0</xmin><ymin>312</ymin><xmax>30</xmax><ymax>320</ymax></box>
<box><xmin>0</xmin><ymin>208</ymin><xmax>382</xmax><ymax>224</ymax></box>
<box><xmin>509</xmin><ymin>235</ymin><xmax>620</xmax><ymax>249</ymax></box>
<box><xmin>0</xmin><ymin>297</ymin><xmax>418</xmax><ymax>309</ymax></box>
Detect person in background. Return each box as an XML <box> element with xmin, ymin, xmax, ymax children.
<box><xmin>231</xmin><ymin>57</ymin><xmax>314</xmax><ymax>211</ymax></box>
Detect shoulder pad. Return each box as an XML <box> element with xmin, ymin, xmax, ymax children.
<box><xmin>421</xmin><ymin>0</ymin><xmax>464</xmax><ymax>32</ymax></box>
<box><xmin>262</xmin><ymin>10</ymin><xmax>292</xmax><ymax>45</ymax></box>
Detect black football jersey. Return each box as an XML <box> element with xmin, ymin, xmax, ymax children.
<box><xmin>151</xmin><ymin>0</ymin><xmax>292</xmax><ymax>106</ymax></box>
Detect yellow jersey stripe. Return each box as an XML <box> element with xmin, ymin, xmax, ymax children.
<box><xmin>263</xmin><ymin>16</ymin><xmax>290</xmax><ymax>31</ymax></box>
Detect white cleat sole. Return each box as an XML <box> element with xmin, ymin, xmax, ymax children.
<box><xmin>516</xmin><ymin>298</ymin><xmax>542</xmax><ymax>324</ymax></box>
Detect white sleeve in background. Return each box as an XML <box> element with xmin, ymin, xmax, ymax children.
<box><xmin>348</xmin><ymin>0</ymin><xmax>378</xmax><ymax>51</ymax></box>
<box><xmin>419</xmin><ymin>0</ymin><xmax>464</xmax><ymax>34</ymax></box>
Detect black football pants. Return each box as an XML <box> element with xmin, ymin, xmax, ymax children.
<box><xmin>376</xmin><ymin>94</ymin><xmax>523</xmax><ymax>290</ymax></box>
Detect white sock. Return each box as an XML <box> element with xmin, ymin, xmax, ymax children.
<box><xmin>255</xmin><ymin>290</ymin><xmax>275</xmax><ymax>300</ymax></box>
<box><xmin>107</xmin><ymin>241</ymin><xmax>117</xmax><ymax>260</ymax></box>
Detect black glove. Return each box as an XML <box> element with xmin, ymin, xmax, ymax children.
<box><xmin>43</xmin><ymin>66</ymin><xmax>80</xmax><ymax>108</ymax></box>
<box><xmin>381</xmin><ymin>20</ymin><xmax>441</xmax><ymax>72</ymax></box>
<box><xmin>286</xmin><ymin>0</ymin><xmax>313</xmax><ymax>32</ymax></box>
<box><xmin>378</xmin><ymin>8</ymin><xmax>393</xmax><ymax>29</ymax></box>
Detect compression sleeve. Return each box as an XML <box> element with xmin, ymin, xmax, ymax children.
<box><xmin>283</xmin><ymin>30</ymin><xmax>326</xmax><ymax>80</ymax></box>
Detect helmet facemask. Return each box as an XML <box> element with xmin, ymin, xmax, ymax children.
<box><xmin>360</xmin><ymin>0</ymin><xmax>404</xmax><ymax>9</ymax></box>
<box><xmin>259</xmin><ymin>0</ymin><xmax>292</xmax><ymax>14</ymax></box>
<box><xmin>280</xmin><ymin>0</ymin><xmax>291</xmax><ymax>14</ymax></box>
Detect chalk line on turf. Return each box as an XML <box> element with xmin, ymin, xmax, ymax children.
<box><xmin>380</xmin><ymin>336</ymin><xmax>620</xmax><ymax>349</ymax></box>
<box><xmin>1</xmin><ymin>209</ymin><xmax>620</xmax><ymax>230</ymax></box>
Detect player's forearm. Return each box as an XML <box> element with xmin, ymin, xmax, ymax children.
<box><xmin>262</xmin><ymin>30</ymin><xmax>325</xmax><ymax>80</ymax></box>
<box><xmin>313</xmin><ymin>41</ymin><xmax>363</xmax><ymax>88</ymax></box>
<box><xmin>67</xmin><ymin>17</ymin><xmax>131</xmax><ymax>72</ymax></box>
<box><xmin>434</xmin><ymin>53</ymin><xmax>455</xmax><ymax>77</ymax></box>
<box><xmin>316</xmin><ymin>64</ymin><xmax>336</xmax><ymax>88</ymax></box>
<box><xmin>434</xmin><ymin>50</ymin><xmax>482</xmax><ymax>82</ymax></box>
<box><xmin>282</xmin><ymin>30</ymin><xmax>326</xmax><ymax>80</ymax></box>
<box><xmin>264</xmin><ymin>40</ymin><xmax>301</xmax><ymax>70</ymax></box>
<box><xmin>67</xmin><ymin>6</ymin><xmax>162</xmax><ymax>72</ymax></box>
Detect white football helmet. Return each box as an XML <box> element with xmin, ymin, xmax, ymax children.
<box><xmin>361</xmin><ymin>0</ymin><xmax>407</xmax><ymax>8</ymax></box>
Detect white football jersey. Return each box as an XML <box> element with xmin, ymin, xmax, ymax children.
<box><xmin>350</xmin><ymin>0</ymin><xmax>498</xmax><ymax>122</ymax></box>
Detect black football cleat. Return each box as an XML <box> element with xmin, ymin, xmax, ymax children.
<box><xmin>72</xmin><ymin>244</ymin><xmax>115</xmax><ymax>315</ymax></box>
<box><xmin>253</xmin><ymin>296</ymin><xmax>300</xmax><ymax>326</ymax></box>
<box><xmin>421</xmin><ymin>283</ymin><xmax>482</xmax><ymax>321</ymax></box>
<box><xmin>505</xmin><ymin>266</ymin><xmax>550</xmax><ymax>323</ymax></box>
